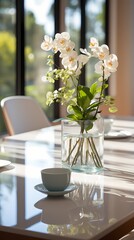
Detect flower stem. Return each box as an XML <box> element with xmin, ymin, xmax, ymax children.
<box><xmin>64</xmin><ymin>135</ymin><xmax>103</xmax><ymax>169</ymax></box>
<box><xmin>94</xmin><ymin>63</ymin><xmax>105</xmax><ymax>118</ymax></box>
<box><xmin>65</xmin><ymin>138</ymin><xmax>80</xmax><ymax>163</ymax></box>
<box><xmin>90</xmin><ymin>137</ymin><xmax>103</xmax><ymax>167</ymax></box>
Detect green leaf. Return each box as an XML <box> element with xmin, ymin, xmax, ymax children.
<box><xmin>90</xmin><ymin>82</ymin><xmax>98</xmax><ymax>96</ymax></box>
<box><xmin>77</xmin><ymin>85</ymin><xmax>93</xmax><ymax>110</ymax></box>
<box><xmin>91</xmin><ymin>82</ymin><xmax>108</xmax><ymax>95</ymax></box>
<box><xmin>102</xmin><ymin>83</ymin><xmax>108</xmax><ymax>90</ymax></box>
<box><xmin>85</xmin><ymin>121</ymin><xmax>93</xmax><ymax>131</ymax></box>
<box><xmin>66</xmin><ymin>114</ymin><xmax>79</xmax><ymax>121</ymax></box>
<box><xmin>85</xmin><ymin>113</ymin><xmax>97</xmax><ymax>121</ymax></box>
<box><xmin>71</xmin><ymin>105</ymin><xmax>83</xmax><ymax>118</ymax></box>
<box><xmin>87</xmin><ymin>101</ymin><xmax>100</xmax><ymax>111</ymax></box>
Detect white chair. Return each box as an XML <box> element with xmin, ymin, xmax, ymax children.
<box><xmin>1</xmin><ymin>96</ymin><xmax>51</xmax><ymax>135</ymax></box>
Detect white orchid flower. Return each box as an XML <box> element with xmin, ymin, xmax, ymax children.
<box><xmin>104</xmin><ymin>68</ymin><xmax>111</xmax><ymax>78</ymax></box>
<box><xmin>95</xmin><ymin>61</ymin><xmax>111</xmax><ymax>78</ymax></box>
<box><xmin>59</xmin><ymin>41</ymin><xmax>75</xmax><ymax>58</ymax></box>
<box><xmin>95</xmin><ymin>61</ymin><xmax>103</xmax><ymax>75</ymax></box>
<box><xmin>104</xmin><ymin>54</ymin><xmax>118</xmax><ymax>72</ymax></box>
<box><xmin>62</xmin><ymin>50</ymin><xmax>78</xmax><ymax>70</ymax></box>
<box><xmin>89</xmin><ymin>37</ymin><xmax>99</xmax><ymax>48</ymax></box>
<box><xmin>41</xmin><ymin>35</ymin><xmax>53</xmax><ymax>51</ymax></box>
<box><xmin>41</xmin><ymin>32</ymin><xmax>118</xmax><ymax>118</ymax></box>
<box><xmin>55</xmin><ymin>32</ymin><xmax>70</xmax><ymax>40</ymax></box>
<box><xmin>52</xmin><ymin>39</ymin><xmax>59</xmax><ymax>53</ymax></box>
<box><xmin>93</xmin><ymin>44</ymin><xmax>109</xmax><ymax>60</ymax></box>
<box><xmin>55</xmin><ymin>32</ymin><xmax>70</xmax><ymax>50</ymax></box>
<box><xmin>80</xmin><ymin>48</ymin><xmax>91</xmax><ymax>57</ymax></box>
<box><xmin>77</xmin><ymin>54</ymin><xmax>89</xmax><ymax>70</ymax></box>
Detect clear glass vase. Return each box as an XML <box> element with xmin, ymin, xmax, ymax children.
<box><xmin>61</xmin><ymin>117</ymin><xmax>104</xmax><ymax>173</ymax></box>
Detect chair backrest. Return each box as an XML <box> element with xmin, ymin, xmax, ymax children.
<box><xmin>1</xmin><ymin>96</ymin><xmax>51</xmax><ymax>135</ymax></box>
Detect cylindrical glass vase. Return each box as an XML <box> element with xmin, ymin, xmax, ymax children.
<box><xmin>61</xmin><ymin>117</ymin><xmax>104</xmax><ymax>173</ymax></box>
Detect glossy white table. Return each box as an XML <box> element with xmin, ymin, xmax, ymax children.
<box><xmin>0</xmin><ymin>119</ymin><xmax>134</xmax><ymax>240</ymax></box>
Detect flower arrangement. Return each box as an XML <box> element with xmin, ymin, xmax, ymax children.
<box><xmin>41</xmin><ymin>32</ymin><xmax>118</xmax><ymax>128</ymax></box>
<box><xmin>41</xmin><ymin>32</ymin><xmax>118</xmax><ymax>171</ymax></box>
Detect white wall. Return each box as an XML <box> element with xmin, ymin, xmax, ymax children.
<box><xmin>109</xmin><ymin>0</ymin><xmax>134</xmax><ymax>116</ymax></box>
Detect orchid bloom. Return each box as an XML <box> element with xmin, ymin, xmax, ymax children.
<box><xmin>104</xmin><ymin>54</ymin><xmax>118</xmax><ymax>72</ymax></box>
<box><xmin>62</xmin><ymin>50</ymin><xmax>78</xmax><ymax>70</ymax></box>
<box><xmin>93</xmin><ymin>44</ymin><xmax>109</xmax><ymax>60</ymax></box>
<box><xmin>80</xmin><ymin>48</ymin><xmax>91</xmax><ymax>57</ymax></box>
<box><xmin>95</xmin><ymin>53</ymin><xmax>118</xmax><ymax>79</ymax></box>
<box><xmin>55</xmin><ymin>32</ymin><xmax>70</xmax><ymax>50</ymax></box>
<box><xmin>77</xmin><ymin>54</ymin><xmax>89</xmax><ymax>68</ymax></box>
<box><xmin>59</xmin><ymin>41</ymin><xmax>75</xmax><ymax>58</ymax></box>
<box><xmin>89</xmin><ymin>37</ymin><xmax>99</xmax><ymax>49</ymax></box>
<box><xmin>41</xmin><ymin>32</ymin><xmax>118</xmax><ymax>115</ymax></box>
<box><xmin>95</xmin><ymin>61</ymin><xmax>105</xmax><ymax>76</ymax></box>
<box><xmin>41</xmin><ymin>35</ymin><xmax>53</xmax><ymax>51</ymax></box>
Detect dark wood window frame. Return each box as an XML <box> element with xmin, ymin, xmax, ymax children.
<box><xmin>15</xmin><ymin>0</ymin><xmax>25</xmax><ymax>95</ymax></box>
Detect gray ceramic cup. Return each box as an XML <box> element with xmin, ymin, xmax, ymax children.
<box><xmin>41</xmin><ymin>168</ymin><xmax>71</xmax><ymax>191</ymax></box>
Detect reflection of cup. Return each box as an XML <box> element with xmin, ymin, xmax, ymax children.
<box><xmin>35</xmin><ymin>197</ymin><xmax>76</xmax><ymax>225</ymax></box>
<box><xmin>41</xmin><ymin>168</ymin><xmax>71</xmax><ymax>191</ymax></box>
<box><xmin>104</xmin><ymin>119</ymin><xmax>113</xmax><ymax>134</ymax></box>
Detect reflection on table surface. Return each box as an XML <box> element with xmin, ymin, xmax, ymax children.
<box><xmin>0</xmin><ymin>119</ymin><xmax>134</xmax><ymax>240</ymax></box>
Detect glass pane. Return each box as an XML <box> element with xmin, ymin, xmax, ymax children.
<box><xmin>24</xmin><ymin>0</ymin><xmax>54</xmax><ymax>121</ymax></box>
<box><xmin>64</xmin><ymin>0</ymin><xmax>106</xmax><ymax>87</ymax></box>
<box><xmin>0</xmin><ymin>0</ymin><xmax>16</xmax><ymax>133</ymax></box>
<box><xmin>65</xmin><ymin>0</ymin><xmax>81</xmax><ymax>52</ymax></box>
<box><xmin>85</xmin><ymin>0</ymin><xmax>106</xmax><ymax>86</ymax></box>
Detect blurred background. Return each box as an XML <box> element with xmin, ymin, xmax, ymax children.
<box><xmin>0</xmin><ymin>0</ymin><xmax>133</xmax><ymax>135</ymax></box>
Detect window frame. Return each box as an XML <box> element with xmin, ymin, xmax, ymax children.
<box><xmin>15</xmin><ymin>0</ymin><xmax>109</xmax><ymax>119</ymax></box>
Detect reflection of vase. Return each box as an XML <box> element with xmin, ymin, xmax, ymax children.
<box><xmin>69</xmin><ymin>175</ymin><xmax>104</xmax><ymax>225</ymax></box>
<box><xmin>61</xmin><ymin>117</ymin><xmax>104</xmax><ymax>173</ymax></box>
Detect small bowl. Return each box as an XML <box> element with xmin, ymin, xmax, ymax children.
<box><xmin>41</xmin><ymin>167</ymin><xmax>71</xmax><ymax>191</ymax></box>
<box><xmin>104</xmin><ymin>119</ymin><xmax>114</xmax><ymax>134</ymax></box>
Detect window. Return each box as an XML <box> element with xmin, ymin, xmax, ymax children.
<box><xmin>24</xmin><ymin>0</ymin><xmax>54</xmax><ymax>121</ymax></box>
<box><xmin>0</xmin><ymin>0</ymin><xmax>106</xmax><ymax>134</ymax></box>
<box><xmin>0</xmin><ymin>0</ymin><xmax>16</xmax><ymax>133</ymax></box>
<box><xmin>85</xmin><ymin>0</ymin><xmax>106</xmax><ymax>87</ymax></box>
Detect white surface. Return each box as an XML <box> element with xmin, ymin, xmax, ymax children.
<box><xmin>1</xmin><ymin>119</ymin><xmax>134</xmax><ymax>240</ymax></box>
<box><xmin>104</xmin><ymin>130</ymin><xmax>132</xmax><ymax>139</ymax></box>
<box><xmin>0</xmin><ymin>159</ymin><xmax>11</xmax><ymax>168</ymax></box>
<box><xmin>3</xmin><ymin>119</ymin><xmax>134</xmax><ymax>143</ymax></box>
